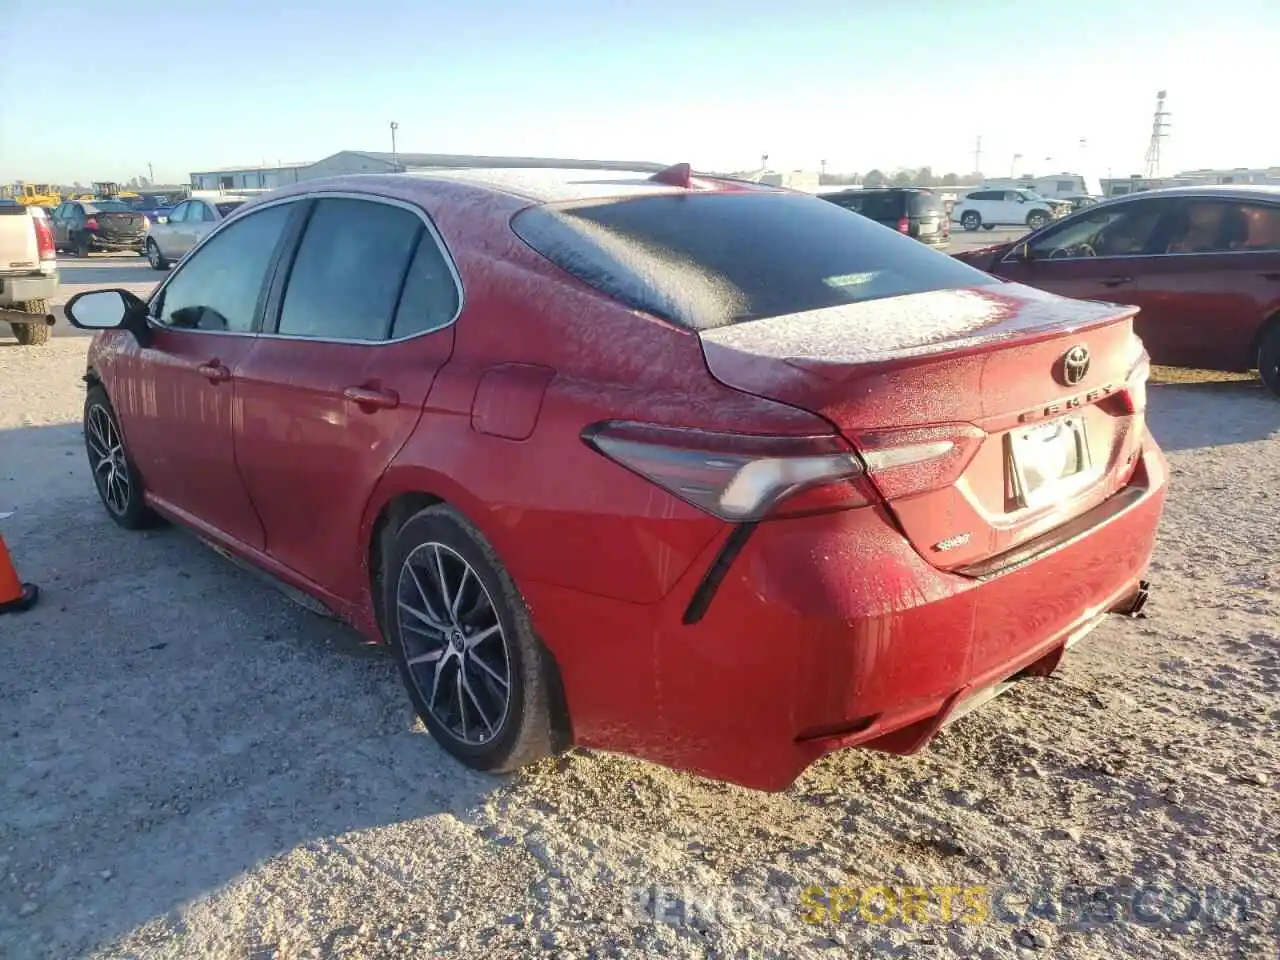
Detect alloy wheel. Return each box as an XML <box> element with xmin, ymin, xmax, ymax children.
<box><xmin>86</xmin><ymin>403</ymin><xmax>131</xmax><ymax>515</ymax></box>
<box><xmin>396</xmin><ymin>542</ymin><xmax>512</xmax><ymax>745</ymax></box>
<box><xmin>147</xmin><ymin>240</ymin><xmax>161</xmax><ymax>269</ymax></box>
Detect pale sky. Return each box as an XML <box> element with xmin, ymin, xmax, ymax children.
<box><xmin>2</xmin><ymin>0</ymin><xmax>1278</xmax><ymax>185</ymax></box>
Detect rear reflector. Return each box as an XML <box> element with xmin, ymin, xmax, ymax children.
<box><xmin>582</xmin><ymin>421</ymin><xmax>872</xmax><ymax>521</ymax></box>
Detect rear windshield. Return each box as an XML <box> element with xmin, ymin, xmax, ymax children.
<box><xmin>828</xmin><ymin>191</ymin><xmax>904</xmax><ymax>220</ymax></box>
<box><xmin>512</xmin><ymin>191</ymin><xmax>996</xmax><ymax>331</ymax></box>
<box><xmin>86</xmin><ymin>200</ymin><xmax>130</xmax><ymax>212</ymax></box>
<box><xmin>215</xmin><ymin>200</ymin><xmax>246</xmax><ymax>217</ymax></box>
<box><xmin>910</xmin><ymin>192</ymin><xmax>945</xmax><ymax>216</ymax></box>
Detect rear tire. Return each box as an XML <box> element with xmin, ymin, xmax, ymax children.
<box><xmin>75</xmin><ymin>233</ymin><xmax>90</xmax><ymax>258</ymax></box>
<box><xmin>9</xmin><ymin>299</ymin><xmax>51</xmax><ymax>346</ymax></box>
<box><xmin>1027</xmin><ymin>210</ymin><xmax>1050</xmax><ymax>231</ymax></box>
<box><xmin>383</xmin><ymin>504</ymin><xmax>564</xmax><ymax>773</ymax></box>
<box><xmin>146</xmin><ymin>238</ymin><xmax>169</xmax><ymax>271</ymax></box>
<box><xmin>961</xmin><ymin>211</ymin><xmax>981</xmax><ymax>231</ymax></box>
<box><xmin>1258</xmin><ymin>323</ymin><xmax>1280</xmax><ymax>398</ymax></box>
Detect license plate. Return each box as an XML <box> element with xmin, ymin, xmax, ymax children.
<box><xmin>1008</xmin><ymin>417</ymin><xmax>1092</xmax><ymax>508</ymax></box>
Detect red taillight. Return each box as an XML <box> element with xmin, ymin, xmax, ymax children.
<box><xmin>897</xmin><ymin>217</ymin><xmax>910</xmax><ymax>233</ymax></box>
<box><xmin>582</xmin><ymin>421</ymin><xmax>874</xmax><ymax>521</ymax></box>
<box><xmin>33</xmin><ymin>217</ymin><xmax>55</xmax><ymax>260</ymax></box>
<box><xmin>85</xmin><ymin>217</ymin><xmax>99</xmax><ymax>231</ymax></box>
<box><xmin>847</xmin><ymin>423</ymin><xmax>986</xmax><ymax>501</ymax></box>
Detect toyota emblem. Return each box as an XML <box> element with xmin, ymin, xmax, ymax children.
<box><xmin>1058</xmin><ymin>345</ymin><xmax>1091</xmax><ymax>386</ymax></box>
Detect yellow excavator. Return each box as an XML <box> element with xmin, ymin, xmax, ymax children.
<box><xmin>5</xmin><ymin>182</ymin><xmax>61</xmax><ymax>208</ymax></box>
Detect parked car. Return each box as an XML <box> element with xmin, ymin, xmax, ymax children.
<box><xmin>952</xmin><ymin>185</ymin><xmax>1280</xmax><ymax>395</ymax></box>
<box><xmin>952</xmin><ymin>189</ymin><xmax>1058</xmax><ymax>232</ymax></box>
<box><xmin>64</xmin><ymin>163</ymin><xmax>1165</xmax><ymax>791</ymax></box>
<box><xmin>0</xmin><ymin>203</ymin><xmax>58</xmax><ymax>345</ymax></box>
<box><xmin>126</xmin><ymin>192</ymin><xmax>180</xmax><ymax>223</ymax></box>
<box><xmin>819</xmin><ymin>187</ymin><xmax>950</xmax><ymax>246</ymax></box>
<box><xmin>1063</xmin><ymin>195</ymin><xmax>1101</xmax><ymax>213</ymax></box>
<box><xmin>144</xmin><ymin>194</ymin><xmax>251</xmax><ymax>269</ymax></box>
<box><xmin>50</xmin><ymin>199</ymin><xmax>148</xmax><ymax>257</ymax></box>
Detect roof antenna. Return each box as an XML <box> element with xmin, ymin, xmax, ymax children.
<box><xmin>649</xmin><ymin>162</ymin><xmax>693</xmax><ymax>188</ymax></box>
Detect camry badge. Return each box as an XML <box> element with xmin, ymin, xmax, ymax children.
<box><xmin>1058</xmin><ymin>345</ymin><xmax>1091</xmax><ymax>386</ymax></box>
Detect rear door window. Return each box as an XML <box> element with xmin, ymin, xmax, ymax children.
<box><xmin>275</xmin><ymin>197</ymin><xmax>423</xmax><ymax>341</ymax></box>
<box><xmin>848</xmin><ymin>192</ymin><xmax>904</xmax><ymax>221</ymax></box>
<box><xmin>513</xmin><ymin>191</ymin><xmax>998</xmax><ymax>331</ymax></box>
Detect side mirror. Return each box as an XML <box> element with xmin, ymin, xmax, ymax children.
<box><xmin>65</xmin><ymin>289</ymin><xmax>151</xmax><ymax>346</ymax></box>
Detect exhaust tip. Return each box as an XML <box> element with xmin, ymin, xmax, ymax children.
<box><xmin>1122</xmin><ymin>579</ymin><xmax>1151</xmax><ymax>618</ymax></box>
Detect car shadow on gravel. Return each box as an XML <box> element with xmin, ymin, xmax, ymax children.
<box><xmin>0</xmin><ymin>422</ymin><xmax>503</xmax><ymax>958</ymax></box>
<box><xmin>1146</xmin><ymin>380</ymin><xmax>1278</xmax><ymax>452</ymax></box>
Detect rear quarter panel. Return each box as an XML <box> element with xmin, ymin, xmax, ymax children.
<box><xmin>359</xmin><ymin>191</ymin><xmax>831</xmax><ymax>613</ymax></box>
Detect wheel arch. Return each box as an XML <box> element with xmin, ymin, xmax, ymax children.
<box><xmin>362</xmin><ymin>480</ymin><xmax>574</xmax><ymax>751</ymax></box>
<box><xmin>1249</xmin><ymin>306</ymin><xmax>1280</xmax><ymax>361</ymax></box>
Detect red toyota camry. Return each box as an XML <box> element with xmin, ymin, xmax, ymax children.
<box><xmin>66</xmin><ymin>162</ymin><xmax>1166</xmax><ymax>791</ymax></box>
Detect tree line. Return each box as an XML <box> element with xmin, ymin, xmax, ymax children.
<box><xmin>820</xmin><ymin>167</ymin><xmax>982</xmax><ymax>187</ymax></box>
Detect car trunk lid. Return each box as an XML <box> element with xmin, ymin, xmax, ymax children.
<box><xmin>92</xmin><ymin>211</ymin><xmax>145</xmax><ymax>238</ymax></box>
<box><xmin>699</xmin><ymin>283</ymin><xmax>1149</xmax><ymax>572</ymax></box>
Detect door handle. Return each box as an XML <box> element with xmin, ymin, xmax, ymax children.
<box><xmin>1101</xmin><ymin>276</ymin><xmax>1134</xmax><ymax>287</ymax></box>
<box><xmin>197</xmin><ymin>361</ymin><xmax>231</xmax><ymax>383</ymax></box>
<box><xmin>343</xmin><ymin>385</ymin><xmax>400</xmax><ymax>410</ymax></box>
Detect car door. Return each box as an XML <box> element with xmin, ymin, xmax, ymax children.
<box><xmin>155</xmin><ymin>201</ymin><xmax>187</xmax><ymax>259</ymax></box>
<box><xmin>108</xmin><ymin>200</ymin><xmax>298</xmax><ymax>549</ymax></box>
<box><xmin>187</xmin><ymin>200</ymin><xmax>219</xmax><ymax>251</ymax></box>
<box><xmin>1111</xmin><ymin>197</ymin><xmax>1280</xmax><ymax>370</ymax></box>
<box><xmin>232</xmin><ymin>195</ymin><xmax>461</xmax><ymax>597</ymax></box>
<box><xmin>993</xmin><ymin>197</ymin><xmax>1176</xmax><ymax>353</ymax></box>
<box><xmin>51</xmin><ymin>204</ymin><xmax>70</xmax><ymax>247</ymax></box>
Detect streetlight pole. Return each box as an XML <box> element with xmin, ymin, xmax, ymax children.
<box><xmin>390</xmin><ymin>121</ymin><xmax>399</xmax><ymax>171</ymax></box>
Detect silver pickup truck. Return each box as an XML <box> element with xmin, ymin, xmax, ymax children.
<box><xmin>0</xmin><ymin>202</ymin><xmax>59</xmax><ymax>346</ymax></box>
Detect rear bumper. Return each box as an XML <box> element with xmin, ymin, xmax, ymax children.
<box><xmin>0</xmin><ymin>273</ymin><xmax>59</xmax><ymax>306</ymax></box>
<box><xmin>90</xmin><ymin>234</ymin><xmax>146</xmax><ymax>250</ymax></box>
<box><xmin>525</xmin><ymin>435</ymin><xmax>1168</xmax><ymax>791</ymax></box>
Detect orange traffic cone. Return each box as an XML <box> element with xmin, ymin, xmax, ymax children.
<box><xmin>0</xmin><ymin>528</ymin><xmax>39</xmax><ymax>615</ymax></box>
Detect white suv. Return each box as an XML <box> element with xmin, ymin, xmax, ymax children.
<box><xmin>952</xmin><ymin>189</ymin><xmax>1056</xmax><ymax>232</ymax></box>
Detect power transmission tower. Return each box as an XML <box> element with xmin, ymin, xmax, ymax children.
<box><xmin>1143</xmin><ymin>91</ymin><xmax>1171</xmax><ymax>179</ymax></box>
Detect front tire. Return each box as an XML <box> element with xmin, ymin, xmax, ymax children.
<box><xmin>146</xmin><ymin>238</ymin><xmax>169</xmax><ymax>271</ymax></box>
<box><xmin>83</xmin><ymin>385</ymin><xmax>159</xmax><ymax>529</ymax></box>
<box><xmin>9</xmin><ymin>299</ymin><xmax>51</xmax><ymax>346</ymax></box>
<box><xmin>1259</xmin><ymin>323</ymin><xmax>1280</xmax><ymax>398</ymax></box>
<box><xmin>383</xmin><ymin>504</ymin><xmax>562</xmax><ymax>773</ymax></box>
<box><xmin>961</xmin><ymin>211</ymin><xmax>981</xmax><ymax>231</ymax></box>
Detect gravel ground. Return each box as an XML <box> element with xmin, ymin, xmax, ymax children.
<box><xmin>0</xmin><ymin>340</ymin><xmax>1277</xmax><ymax>960</ymax></box>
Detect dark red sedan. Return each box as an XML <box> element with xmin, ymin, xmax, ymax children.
<box><xmin>65</xmin><ymin>162</ymin><xmax>1165</xmax><ymax>790</ymax></box>
<box><xmin>952</xmin><ymin>185</ymin><xmax>1280</xmax><ymax>395</ymax></box>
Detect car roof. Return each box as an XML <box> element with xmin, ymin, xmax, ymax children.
<box><xmin>405</xmin><ymin>166</ymin><xmax>776</xmax><ymax>203</ymax></box>
<box><xmin>1101</xmin><ymin>184</ymin><xmax>1280</xmax><ymax>203</ymax></box>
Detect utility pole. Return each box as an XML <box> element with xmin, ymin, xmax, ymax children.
<box><xmin>1143</xmin><ymin>91</ymin><xmax>1170</xmax><ymax>179</ymax></box>
<box><xmin>390</xmin><ymin>121</ymin><xmax>400</xmax><ymax>171</ymax></box>
<box><xmin>973</xmin><ymin>135</ymin><xmax>982</xmax><ymax>176</ymax></box>
<box><xmin>820</xmin><ymin>158</ymin><xmax>827</xmax><ymax>182</ymax></box>
<box><xmin>1011</xmin><ymin>153</ymin><xmax>1022</xmax><ymax>177</ymax></box>
<box><xmin>147</xmin><ymin>161</ymin><xmax>154</xmax><ymax>184</ymax></box>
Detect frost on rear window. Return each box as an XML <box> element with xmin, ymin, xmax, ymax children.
<box><xmin>511</xmin><ymin>192</ymin><xmax>997</xmax><ymax>331</ymax></box>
